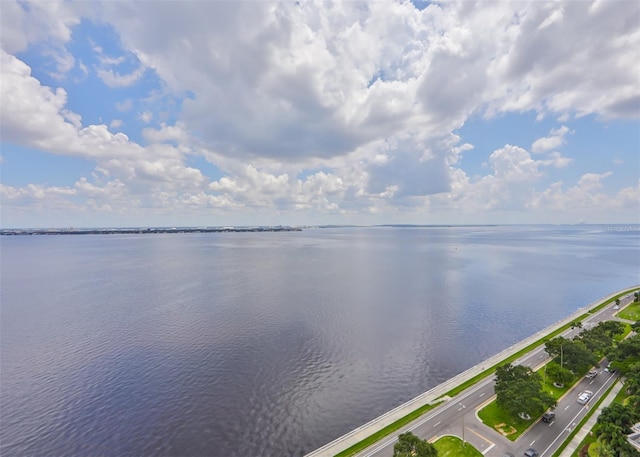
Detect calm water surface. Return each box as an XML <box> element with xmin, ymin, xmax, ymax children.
<box><xmin>1</xmin><ymin>225</ymin><xmax>639</xmax><ymax>456</ymax></box>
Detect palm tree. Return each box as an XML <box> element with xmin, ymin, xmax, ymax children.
<box><xmin>570</xmin><ymin>321</ymin><xmax>583</xmax><ymax>339</ymax></box>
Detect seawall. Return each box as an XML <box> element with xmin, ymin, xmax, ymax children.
<box><xmin>304</xmin><ymin>285</ymin><xmax>639</xmax><ymax>457</ymax></box>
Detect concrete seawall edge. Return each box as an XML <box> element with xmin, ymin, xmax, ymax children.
<box><xmin>304</xmin><ymin>285</ymin><xmax>640</xmax><ymax>457</ymax></box>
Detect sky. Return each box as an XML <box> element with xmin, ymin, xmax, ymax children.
<box><xmin>1</xmin><ymin>0</ymin><xmax>639</xmax><ymax>228</ymax></box>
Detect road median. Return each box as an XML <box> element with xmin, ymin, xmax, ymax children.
<box><xmin>304</xmin><ymin>286</ymin><xmax>639</xmax><ymax>457</ymax></box>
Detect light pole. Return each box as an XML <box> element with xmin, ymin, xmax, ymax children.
<box><xmin>458</xmin><ymin>402</ymin><xmax>466</xmax><ymax>447</ymax></box>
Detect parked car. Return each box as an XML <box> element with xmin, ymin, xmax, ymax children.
<box><xmin>577</xmin><ymin>390</ymin><xmax>593</xmax><ymax>404</ymax></box>
<box><xmin>524</xmin><ymin>448</ymin><xmax>539</xmax><ymax>457</ymax></box>
<box><xmin>541</xmin><ymin>411</ymin><xmax>555</xmax><ymax>423</ymax></box>
<box><xmin>585</xmin><ymin>369</ymin><xmax>598</xmax><ymax>379</ymax></box>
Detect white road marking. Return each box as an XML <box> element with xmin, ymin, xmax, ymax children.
<box><xmin>433</xmin><ymin>421</ymin><xmax>441</xmax><ymax>427</ymax></box>
<box><xmin>479</xmin><ymin>392</ymin><xmax>485</xmax><ymax>397</ymax></box>
<box><xmin>564</xmin><ymin>405</ymin><xmax>570</xmax><ymax>410</ymax></box>
<box><xmin>482</xmin><ymin>443</ymin><xmax>495</xmax><ymax>455</ymax></box>
<box><xmin>530</xmin><ymin>440</ymin><xmax>536</xmax><ymax>446</ymax></box>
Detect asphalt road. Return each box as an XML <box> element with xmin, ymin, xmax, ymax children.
<box><xmin>356</xmin><ymin>293</ymin><xmax>635</xmax><ymax>457</ymax></box>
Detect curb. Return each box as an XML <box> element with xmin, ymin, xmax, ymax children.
<box><xmin>304</xmin><ymin>286</ymin><xmax>639</xmax><ymax>457</ymax></box>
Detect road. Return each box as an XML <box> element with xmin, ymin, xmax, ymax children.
<box><xmin>356</xmin><ymin>293</ymin><xmax>635</xmax><ymax>457</ymax></box>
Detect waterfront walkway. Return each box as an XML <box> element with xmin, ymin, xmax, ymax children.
<box><xmin>304</xmin><ymin>286</ymin><xmax>638</xmax><ymax>457</ymax></box>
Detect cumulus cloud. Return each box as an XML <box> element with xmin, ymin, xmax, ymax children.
<box><xmin>528</xmin><ymin>172</ymin><xmax>639</xmax><ymax>214</ymax></box>
<box><xmin>0</xmin><ymin>0</ymin><xmax>81</xmax><ymax>53</ymax></box>
<box><xmin>531</xmin><ymin>126</ymin><xmax>570</xmax><ymax>153</ymax></box>
<box><xmin>1</xmin><ymin>0</ymin><xmax>638</xmax><ymax>225</ymax></box>
<box><xmin>538</xmin><ymin>151</ymin><xmax>573</xmax><ymax>169</ymax></box>
<box><xmin>0</xmin><ymin>51</ymin><xmax>206</xmax><ymax>192</ymax></box>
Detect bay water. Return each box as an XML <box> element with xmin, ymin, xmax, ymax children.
<box><xmin>1</xmin><ymin>225</ymin><xmax>638</xmax><ymax>456</ymax></box>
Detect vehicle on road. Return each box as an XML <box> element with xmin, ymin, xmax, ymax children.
<box><xmin>613</xmin><ymin>305</ymin><xmax>620</xmax><ymax>310</ymax></box>
<box><xmin>577</xmin><ymin>390</ymin><xmax>593</xmax><ymax>404</ymax></box>
<box><xmin>541</xmin><ymin>411</ymin><xmax>555</xmax><ymax>423</ymax></box>
<box><xmin>585</xmin><ymin>369</ymin><xmax>598</xmax><ymax>379</ymax></box>
<box><xmin>524</xmin><ymin>448</ymin><xmax>539</xmax><ymax>457</ymax></box>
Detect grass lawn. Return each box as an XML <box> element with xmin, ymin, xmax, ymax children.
<box><xmin>540</xmin><ymin>372</ymin><xmax>572</xmax><ymax>400</ymax></box>
<box><xmin>331</xmin><ymin>288</ymin><xmax>636</xmax><ymax>457</ymax></box>
<box><xmin>478</xmin><ymin>361</ymin><xmax>575</xmax><ymax>442</ymax></box>
<box><xmin>618</xmin><ymin>302</ymin><xmax>640</xmax><ymax>321</ymax></box>
<box><xmin>433</xmin><ymin>435</ymin><xmax>483</xmax><ymax>457</ymax></box>
<box><xmin>477</xmin><ymin>401</ymin><xmax>535</xmax><ymax>441</ymax></box>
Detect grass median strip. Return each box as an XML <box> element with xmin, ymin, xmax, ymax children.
<box><xmin>330</xmin><ymin>288</ymin><xmax>635</xmax><ymax>457</ymax></box>
<box><xmin>333</xmin><ymin>401</ymin><xmax>443</xmax><ymax>457</ymax></box>
<box><xmin>433</xmin><ymin>436</ymin><xmax>483</xmax><ymax>457</ymax></box>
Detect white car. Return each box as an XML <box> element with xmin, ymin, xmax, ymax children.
<box><xmin>585</xmin><ymin>369</ymin><xmax>598</xmax><ymax>379</ymax></box>
<box><xmin>577</xmin><ymin>390</ymin><xmax>593</xmax><ymax>404</ymax></box>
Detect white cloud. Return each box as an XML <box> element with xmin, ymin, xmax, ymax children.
<box><xmin>96</xmin><ymin>66</ymin><xmax>146</xmax><ymax>88</ymax></box>
<box><xmin>531</xmin><ymin>126</ymin><xmax>570</xmax><ymax>153</ymax></box>
<box><xmin>0</xmin><ymin>0</ymin><xmax>81</xmax><ymax>53</ymax></box>
<box><xmin>115</xmin><ymin>99</ymin><xmax>133</xmax><ymax>112</ymax></box>
<box><xmin>2</xmin><ymin>1</ymin><xmax>639</xmax><ymax>226</ymax></box>
<box><xmin>538</xmin><ymin>151</ymin><xmax>573</xmax><ymax>169</ymax></box>
<box><xmin>139</xmin><ymin>111</ymin><xmax>153</xmax><ymax>124</ymax></box>
<box><xmin>44</xmin><ymin>48</ymin><xmax>76</xmax><ymax>79</ymax></box>
<box><xmin>528</xmin><ymin>172</ymin><xmax>639</xmax><ymax>214</ymax></box>
<box><xmin>0</xmin><ymin>51</ymin><xmax>206</xmax><ymax>193</ymax></box>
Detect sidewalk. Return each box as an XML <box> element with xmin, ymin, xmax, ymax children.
<box><xmin>558</xmin><ymin>380</ymin><xmax>624</xmax><ymax>457</ymax></box>
<box><xmin>304</xmin><ymin>286</ymin><xmax>638</xmax><ymax>457</ymax></box>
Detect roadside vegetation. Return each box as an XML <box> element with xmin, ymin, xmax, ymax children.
<box><xmin>619</xmin><ymin>302</ymin><xmax>640</xmax><ymax>322</ymax></box>
<box><xmin>332</xmin><ymin>289</ymin><xmax>636</xmax><ymax>457</ymax></box>
<box><xmin>432</xmin><ymin>436</ymin><xmax>482</xmax><ymax>457</ymax></box>
<box><xmin>587</xmin><ymin>329</ymin><xmax>640</xmax><ymax>456</ymax></box>
<box><xmin>479</xmin><ymin>320</ymin><xmax>627</xmax><ymax>441</ymax></box>
<box><xmin>393</xmin><ymin>432</ymin><xmax>438</xmax><ymax>457</ymax></box>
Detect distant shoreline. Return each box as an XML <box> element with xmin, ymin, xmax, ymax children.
<box><xmin>2</xmin><ymin>223</ymin><xmax>638</xmax><ymax>236</ymax></box>
<box><xmin>0</xmin><ymin>226</ymin><xmax>303</xmax><ymax>236</ymax></box>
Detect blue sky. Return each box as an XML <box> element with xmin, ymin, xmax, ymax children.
<box><xmin>1</xmin><ymin>0</ymin><xmax>639</xmax><ymax>228</ymax></box>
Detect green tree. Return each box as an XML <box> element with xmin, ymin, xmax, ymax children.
<box><xmin>595</xmin><ymin>402</ymin><xmax>640</xmax><ymax>457</ymax></box>
<box><xmin>595</xmin><ymin>320</ymin><xmax>626</xmax><ymax>338</ymax></box>
<box><xmin>494</xmin><ymin>364</ymin><xmax>555</xmax><ymax>419</ymax></box>
<box><xmin>608</xmin><ymin>335</ymin><xmax>640</xmax><ymax>376</ymax></box>
<box><xmin>570</xmin><ymin>321</ymin><xmax>583</xmax><ymax>338</ymax></box>
<box><xmin>634</xmin><ymin>291</ymin><xmax>639</xmax><ymax>302</ymax></box>
<box><xmin>544</xmin><ymin>336</ymin><xmax>569</xmax><ymax>359</ymax></box>
<box><xmin>597</xmin><ymin>403</ymin><xmax>638</xmax><ymax>429</ymax></box>
<box><xmin>393</xmin><ymin>432</ymin><xmax>438</xmax><ymax>457</ymax></box>
<box><xmin>545</xmin><ymin>362</ymin><xmax>574</xmax><ymax>385</ymax></box>
<box><xmin>545</xmin><ymin>337</ymin><xmax>599</xmax><ymax>373</ymax></box>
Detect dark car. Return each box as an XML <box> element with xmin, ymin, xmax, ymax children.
<box><xmin>524</xmin><ymin>449</ymin><xmax>539</xmax><ymax>457</ymax></box>
<box><xmin>541</xmin><ymin>411</ymin><xmax>555</xmax><ymax>423</ymax></box>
